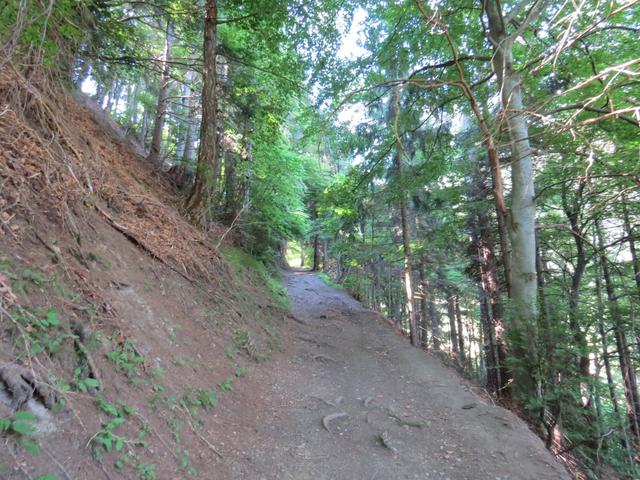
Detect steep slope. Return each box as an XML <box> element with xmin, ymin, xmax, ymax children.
<box><xmin>0</xmin><ymin>71</ymin><xmax>289</xmax><ymax>479</ymax></box>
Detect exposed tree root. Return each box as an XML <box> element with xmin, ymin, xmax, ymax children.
<box><xmin>322</xmin><ymin>412</ymin><xmax>350</xmax><ymax>432</ymax></box>
<box><xmin>0</xmin><ymin>363</ymin><xmax>56</xmax><ymax>410</ymax></box>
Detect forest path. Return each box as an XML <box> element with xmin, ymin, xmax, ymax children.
<box><xmin>218</xmin><ymin>270</ymin><xmax>569</xmax><ymax>479</ymax></box>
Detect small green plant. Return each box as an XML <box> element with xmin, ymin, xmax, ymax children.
<box><xmin>179</xmin><ymin>387</ymin><xmax>218</xmax><ymax>414</ymax></box>
<box><xmin>20</xmin><ymin>268</ymin><xmax>47</xmax><ymax>286</ymax></box>
<box><xmin>107</xmin><ymin>338</ymin><xmax>145</xmax><ymax>378</ymax></box>
<box><xmin>12</xmin><ymin>307</ymin><xmax>71</xmax><ymax>358</ymax></box>
<box><xmin>167</xmin><ymin>418</ymin><xmax>182</xmax><ymax>444</ymax></box>
<box><xmin>219</xmin><ymin>378</ymin><xmax>233</xmax><ymax>393</ymax></box>
<box><xmin>317</xmin><ymin>272</ymin><xmax>342</xmax><ymax>289</ymax></box>
<box><xmin>224</xmin><ymin>345</ymin><xmax>237</xmax><ymax>361</ymax></box>
<box><xmin>92</xmin><ymin>416</ymin><xmax>129</xmax><ymax>453</ymax></box>
<box><xmin>137</xmin><ymin>462</ymin><xmax>157</xmax><ymax>480</ymax></box>
<box><xmin>0</xmin><ymin>410</ymin><xmax>41</xmax><ymax>455</ymax></box>
<box><xmin>167</xmin><ymin>324</ymin><xmax>181</xmax><ymax>341</ymax></box>
<box><xmin>233</xmin><ymin>329</ymin><xmax>250</xmax><ymax>350</ymax></box>
<box><xmin>91</xmin><ymin>396</ymin><xmax>148</xmax><ymax>476</ymax></box>
<box><xmin>195</xmin><ymin>388</ymin><xmax>218</xmax><ymax>409</ymax></box>
<box><xmin>235</xmin><ymin>366</ymin><xmax>248</xmax><ymax>377</ymax></box>
<box><xmin>179</xmin><ymin>448</ymin><xmax>197</xmax><ymax>476</ymax></box>
<box><xmin>72</xmin><ymin>367</ymin><xmax>100</xmax><ymax>392</ymax></box>
<box><xmin>114</xmin><ymin>453</ymin><xmax>156</xmax><ymax>480</ymax></box>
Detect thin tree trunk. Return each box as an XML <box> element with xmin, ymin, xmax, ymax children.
<box><xmin>446</xmin><ymin>291</ymin><xmax>459</xmax><ymax>358</ymax></box>
<box><xmin>561</xmin><ymin>182</ymin><xmax>590</xmax><ymax>379</ymax></box>
<box><xmin>147</xmin><ymin>19</ymin><xmax>175</xmax><ymax>164</ymax></box>
<box><xmin>182</xmin><ymin>70</ymin><xmax>197</xmax><ymax>163</ymax></box>
<box><xmin>594</xmin><ymin>233</ymin><xmax>634</xmax><ymax>457</ymax></box>
<box><xmin>128</xmin><ymin>82</ymin><xmax>140</xmax><ymax>128</ymax></box>
<box><xmin>110</xmin><ymin>80</ymin><xmax>124</xmax><ymax>116</ymax></box>
<box><xmin>222</xmin><ymin>148</ymin><xmax>237</xmax><ymax>225</ymax></box>
<box><xmin>391</xmin><ymin>85</ymin><xmax>417</xmax><ymax>346</ymax></box>
<box><xmin>598</xmin><ymin>222</ymin><xmax>640</xmax><ymax>440</ymax></box>
<box><xmin>455</xmin><ymin>295</ymin><xmax>465</xmax><ymax>365</ymax></box>
<box><xmin>622</xmin><ymin>196</ymin><xmax>640</xmax><ymax>357</ymax></box>
<box><xmin>139</xmin><ymin>108</ymin><xmax>149</xmax><ymax>147</ymax></box>
<box><xmin>419</xmin><ymin>257</ymin><xmax>429</xmax><ymax>349</ymax></box>
<box><xmin>468</xmin><ymin>149</ymin><xmax>509</xmax><ymax>395</ymax></box>
<box><xmin>430</xmin><ymin>289</ymin><xmax>440</xmax><ymax>350</ymax></box>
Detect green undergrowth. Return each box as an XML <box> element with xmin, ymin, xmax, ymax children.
<box><xmin>317</xmin><ymin>271</ymin><xmax>342</xmax><ymax>289</ymax></box>
<box><xmin>219</xmin><ymin>245</ymin><xmax>289</xmax><ymax>308</ymax></box>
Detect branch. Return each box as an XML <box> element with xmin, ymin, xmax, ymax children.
<box><xmin>545</xmin><ymin>103</ymin><xmax>640</xmax><ymax>127</ymax></box>
<box><xmin>508</xmin><ymin>0</ymin><xmax>547</xmax><ymax>44</ymax></box>
<box><xmin>217</xmin><ymin>13</ymin><xmax>257</xmax><ymax>24</ymax></box>
<box><xmin>407</xmin><ymin>55</ymin><xmax>491</xmax><ymax>79</ymax></box>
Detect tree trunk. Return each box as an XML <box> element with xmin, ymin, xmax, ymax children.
<box><xmin>312</xmin><ymin>235</ymin><xmax>320</xmax><ymax>271</ymax></box>
<box><xmin>110</xmin><ymin>80</ymin><xmax>124</xmax><ymax>115</ymax></box>
<box><xmin>430</xmin><ymin>289</ymin><xmax>441</xmax><ymax>350</ymax></box>
<box><xmin>468</xmin><ymin>147</ymin><xmax>509</xmax><ymax>395</ymax></box>
<box><xmin>139</xmin><ymin>108</ymin><xmax>149</xmax><ymax>147</ymax></box>
<box><xmin>597</xmin><ymin>221</ymin><xmax>640</xmax><ymax>440</ymax></box>
<box><xmin>594</xmin><ymin>241</ymin><xmax>634</xmax><ymax>459</ymax></box>
<box><xmin>127</xmin><ymin>81</ymin><xmax>140</xmax><ymax>129</ymax></box>
<box><xmin>485</xmin><ymin>0</ymin><xmax>540</xmax><ymax>401</ymax></box>
<box><xmin>446</xmin><ymin>291</ymin><xmax>459</xmax><ymax>358</ymax></box>
<box><xmin>147</xmin><ymin>19</ymin><xmax>175</xmax><ymax>164</ymax></box>
<box><xmin>187</xmin><ymin>0</ymin><xmax>219</xmax><ymax>218</ymax></box>
<box><xmin>182</xmin><ymin>70</ymin><xmax>197</xmax><ymax>163</ymax></box>
<box><xmin>391</xmin><ymin>85</ymin><xmax>418</xmax><ymax>346</ymax></box>
<box><xmin>622</xmin><ymin>196</ymin><xmax>640</xmax><ymax>357</ymax></box>
<box><xmin>454</xmin><ymin>295</ymin><xmax>465</xmax><ymax>365</ymax></box>
<box><xmin>419</xmin><ymin>257</ymin><xmax>429</xmax><ymax>349</ymax></box>
<box><xmin>222</xmin><ymin>148</ymin><xmax>237</xmax><ymax>225</ymax></box>
<box><xmin>561</xmin><ymin>182</ymin><xmax>590</xmax><ymax>378</ymax></box>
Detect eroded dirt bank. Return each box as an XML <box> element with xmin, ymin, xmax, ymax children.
<box><xmin>214</xmin><ymin>269</ymin><xmax>570</xmax><ymax>480</ymax></box>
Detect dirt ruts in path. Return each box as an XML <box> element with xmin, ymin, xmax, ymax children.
<box><xmin>215</xmin><ymin>269</ymin><xmax>569</xmax><ymax>479</ymax></box>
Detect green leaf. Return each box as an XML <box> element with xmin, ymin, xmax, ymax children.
<box><xmin>97</xmin><ymin>398</ymin><xmax>119</xmax><ymax>416</ymax></box>
<box><xmin>13</xmin><ymin>411</ymin><xmax>37</xmax><ymax>421</ymax></box>
<box><xmin>100</xmin><ymin>436</ymin><xmax>113</xmax><ymax>451</ymax></box>
<box><xmin>46</xmin><ymin>308</ymin><xmax>60</xmax><ymax>327</ymax></box>
<box><xmin>121</xmin><ymin>405</ymin><xmax>134</xmax><ymax>415</ymax></box>
<box><xmin>105</xmin><ymin>417</ymin><xmax>125</xmax><ymax>430</ymax></box>
<box><xmin>12</xmin><ymin>419</ymin><xmax>37</xmax><ymax>435</ymax></box>
<box><xmin>114</xmin><ymin>437</ymin><xmax>124</xmax><ymax>451</ymax></box>
<box><xmin>0</xmin><ymin>418</ymin><xmax>11</xmax><ymax>432</ymax></box>
<box><xmin>20</xmin><ymin>438</ymin><xmax>41</xmax><ymax>455</ymax></box>
<box><xmin>83</xmin><ymin>378</ymin><xmax>100</xmax><ymax>388</ymax></box>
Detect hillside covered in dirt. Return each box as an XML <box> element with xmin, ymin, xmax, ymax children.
<box><xmin>0</xmin><ymin>72</ymin><xmax>294</xmax><ymax>479</ymax></box>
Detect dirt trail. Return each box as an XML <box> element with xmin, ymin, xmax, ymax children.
<box><xmin>216</xmin><ymin>269</ymin><xmax>569</xmax><ymax>479</ymax></box>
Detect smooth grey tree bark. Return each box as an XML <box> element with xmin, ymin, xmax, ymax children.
<box><xmin>484</xmin><ymin>0</ymin><xmax>545</xmax><ymax>400</ymax></box>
